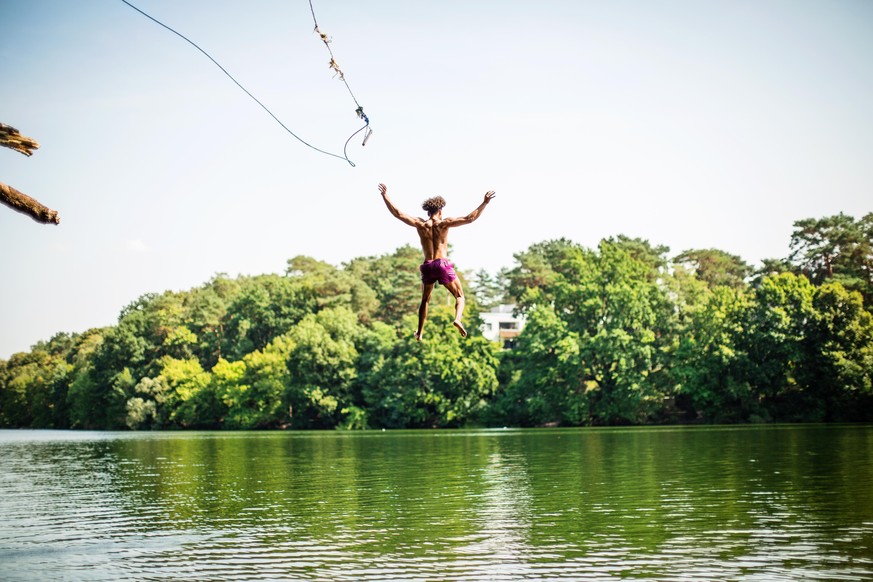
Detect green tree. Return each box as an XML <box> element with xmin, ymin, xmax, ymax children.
<box><xmin>470</xmin><ymin>268</ymin><xmax>510</xmax><ymax>309</ymax></box>
<box><xmin>583</xmin><ymin>241</ymin><xmax>675</xmax><ymax>423</ymax></box>
<box><xmin>219</xmin><ymin>346</ymin><xmax>290</xmax><ymax>429</ymax></box>
<box><xmin>605</xmin><ymin>235</ymin><xmax>670</xmax><ymax>279</ymax></box>
<box><xmin>672</xmin><ymin>286</ymin><xmax>754</xmax><ymax>422</ymax></box>
<box><xmin>0</xmin><ymin>351</ymin><xmax>45</xmax><ymax>427</ymax></box>
<box><xmin>125</xmin><ymin>396</ymin><xmax>157</xmax><ymax>430</ymax></box>
<box><xmin>221</xmin><ymin>275</ymin><xmax>313</xmax><ymax>361</ymax></box>
<box><xmin>343</xmin><ymin>245</ymin><xmax>422</xmax><ymax>327</ymax></box>
<box><xmin>162</xmin><ymin>326</ymin><xmax>198</xmax><ymax>360</ymax></box>
<box><xmin>348</xmin><ymin>320</ymin><xmax>399</xmax><ymax>429</ymax></box>
<box><xmin>507</xmin><ymin>238</ymin><xmax>581</xmax><ymax>306</ymax></box>
<box><xmin>507</xmin><ymin>238</ymin><xmax>674</xmax><ymax>425</ymax></box>
<box><xmin>674</xmin><ymin>248</ymin><xmax>752</xmax><ymax>289</ymax></box>
<box><xmin>740</xmin><ymin>272</ymin><xmax>817</xmax><ymax>421</ymax></box>
<box><xmin>75</xmin><ymin>317</ymin><xmax>151</xmax><ymax>429</ymax></box>
<box><xmin>804</xmin><ymin>282</ymin><xmax>873</xmax><ymax>420</ymax></box>
<box><xmin>160</xmin><ymin>356</ymin><xmax>214</xmax><ymax>427</ymax></box>
<box><xmin>789</xmin><ymin>212</ymin><xmax>873</xmax><ymax>303</ymax></box>
<box><xmin>188</xmin><ymin>274</ymin><xmax>239</xmax><ymax>367</ymax></box>
<box><xmin>751</xmin><ymin>257</ymin><xmax>797</xmax><ymax>288</ymax></box>
<box><xmin>285</xmin><ymin>307</ymin><xmax>363</xmax><ymax>429</ymax></box>
<box><xmin>364</xmin><ymin>310</ymin><xmax>499</xmax><ymax>428</ymax></box>
<box><xmin>286</xmin><ymin>255</ymin><xmax>375</xmax><ymax>318</ymax></box>
<box><xmin>490</xmin><ymin>304</ymin><xmax>583</xmax><ymax>426</ymax></box>
<box><xmin>65</xmin><ymin>329</ymin><xmax>108</xmax><ymax>429</ymax></box>
<box><xmin>210</xmin><ymin>358</ymin><xmax>247</xmax><ymax>426</ymax></box>
<box><xmin>126</xmin><ymin>375</ymin><xmax>168</xmax><ymax>430</ymax></box>
<box><xmin>8</xmin><ymin>218</ymin><xmax>869</xmax><ymax>430</ymax></box>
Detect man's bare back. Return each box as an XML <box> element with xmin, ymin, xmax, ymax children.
<box><xmin>379</xmin><ymin>183</ymin><xmax>496</xmax><ymax>340</ymax></box>
<box><xmin>416</xmin><ymin>217</ymin><xmax>451</xmax><ymax>262</ymax></box>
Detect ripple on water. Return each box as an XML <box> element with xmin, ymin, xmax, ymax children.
<box><xmin>1</xmin><ymin>427</ymin><xmax>872</xmax><ymax>581</ymax></box>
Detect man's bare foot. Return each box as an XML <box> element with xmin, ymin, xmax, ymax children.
<box><xmin>453</xmin><ymin>320</ymin><xmax>467</xmax><ymax>338</ymax></box>
<box><xmin>414</xmin><ymin>331</ymin><xmax>423</xmax><ymax>341</ymax></box>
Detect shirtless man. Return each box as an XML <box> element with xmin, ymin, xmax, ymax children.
<box><xmin>379</xmin><ymin>183</ymin><xmax>496</xmax><ymax>340</ymax></box>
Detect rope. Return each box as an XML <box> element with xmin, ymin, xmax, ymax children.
<box><xmin>119</xmin><ymin>0</ymin><xmax>359</xmax><ymax>166</ymax></box>
<box><xmin>308</xmin><ymin>0</ymin><xmax>371</xmax><ymax>142</ymax></box>
<box><xmin>308</xmin><ymin>0</ymin><xmax>361</xmax><ymax>109</ymax></box>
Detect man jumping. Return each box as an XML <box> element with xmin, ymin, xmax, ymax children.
<box><xmin>379</xmin><ymin>183</ymin><xmax>496</xmax><ymax>340</ymax></box>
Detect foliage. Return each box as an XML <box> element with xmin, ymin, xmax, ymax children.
<box><xmin>363</xmin><ymin>309</ymin><xmax>499</xmax><ymax>428</ymax></box>
<box><xmin>489</xmin><ymin>304</ymin><xmax>582</xmax><ymax>426</ymax></box>
<box><xmin>2</xmin><ymin>214</ymin><xmax>872</xmax><ymax>430</ymax></box>
<box><xmin>674</xmin><ymin>248</ymin><xmax>752</xmax><ymax>289</ymax></box>
<box><xmin>672</xmin><ymin>285</ymin><xmax>754</xmax><ymax>422</ymax></box>
<box><xmin>502</xmin><ymin>237</ymin><xmax>675</xmax><ymax>425</ymax></box>
<box><xmin>470</xmin><ymin>268</ymin><xmax>511</xmax><ymax>309</ymax></box>
<box><xmin>789</xmin><ymin>212</ymin><xmax>873</xmax><ymax>303</ymax></box>
<box><xmin>285</xmin><ymin>308</ymin><xmax>362</xmax><ymax>429</ymax></box>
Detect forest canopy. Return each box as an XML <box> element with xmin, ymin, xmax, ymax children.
<box><xmin>2</xmin><ymin>212</ymin><xmax>871</xmax><ymax>429</ymax></box>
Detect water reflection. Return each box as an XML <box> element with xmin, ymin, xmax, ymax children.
<box><xmin>0</xmin><ymin>426</ymin><xmax>871</xmax><ymax>580</ymax></box>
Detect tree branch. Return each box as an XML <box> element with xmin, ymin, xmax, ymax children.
<box><xmin>0</xmin><ymin>181</ymin><xmax>60</xmax><ymax>225</ymax></box>
<box><xmin>0</xmin><ymin>123</ymin><xmax>40</xmax><ymax>156</ymax></box>
<box><xmin>1</xmin><ymin>122</ymin><xmax>59</xmax><ymax>224</ymax></box>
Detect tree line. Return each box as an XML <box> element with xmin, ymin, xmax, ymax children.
<box><xmin>2</xmin><ymin>212</ymin><xmax>871</xmax><ymax>429</ymax></box>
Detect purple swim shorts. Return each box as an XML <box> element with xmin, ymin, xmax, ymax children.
<box><xmin>420</xmin><ymin>258</ymin><xmax>458</xmax><ymax>285</ymax></box>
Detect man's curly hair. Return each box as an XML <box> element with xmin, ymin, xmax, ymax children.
<box><xmin>422</xmin><ymin>196</ymin><xmax>446</xmax><ymax>217</ymax></box>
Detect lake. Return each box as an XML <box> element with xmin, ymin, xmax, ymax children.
<box><xmin>1</xmin><ymin>425</ymin><xmax>871</xmax><ymax>581</ymax></box>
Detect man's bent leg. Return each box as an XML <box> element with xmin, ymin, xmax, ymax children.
<box><xmin>445</xmin><ymin>279</ymin><xmax>467</xmax><ymax>338</ymax></box>
<box><xmin>416</xmin><ymin>283</ymin><xmax>435</xmax><ymax>341</ymax></box>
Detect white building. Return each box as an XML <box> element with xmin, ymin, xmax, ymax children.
<box><xmin>480</xmin><ymin>304</ymin><xmax>526</xmax><ymax>349</ymax></box>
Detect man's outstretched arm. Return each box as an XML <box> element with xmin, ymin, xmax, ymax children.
<box><xmin>444</xmin><ymin>191</ymin><xmax>496</xmax><ymax>227</ymax></box>
<box><xmin>379</xmin><ymin>183</ymin><xmax>421</xmax><ymax>227</ymax></box>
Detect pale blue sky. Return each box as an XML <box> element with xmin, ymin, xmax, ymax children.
<box><xmin>2</xmin><ymin>0</ymin><xmax>871</xmax><ymax>358</ymax></box>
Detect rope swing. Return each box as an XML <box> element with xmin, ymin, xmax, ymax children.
<box><xmin>308</xmin><ymin>0</ymin><xmax>373</xmax><ymax>150</ymax></box>
<box><xmin>119</xmin><ymin>0</ymin><xmax>371</xmax><ymax>166</ymax></box>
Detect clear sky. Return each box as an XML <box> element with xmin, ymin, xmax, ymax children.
<box><xmin>2</xmin><ymin>0</ymin><xmax>871</xmax><ymax>359</ymax></box>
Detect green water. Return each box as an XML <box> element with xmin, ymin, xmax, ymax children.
<box><xmin>1</xmin><ymin>425</ymin><xmax>871</xmax><ymax>580</ymax></box>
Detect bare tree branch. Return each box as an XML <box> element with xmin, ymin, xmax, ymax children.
<box><xmin>1</xmin><ymin>122</ymin><xmax>59</xmax><ymax>224</ymax></box>
<box><xmin>0</xmin><ymin>181</ymin><xmax>60</xmax><ymax>225</ymax></box>
<box><xmin>0</xmin><ymin>123</ymin><xmax>40</xmax><ymax>156</ymax></box>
